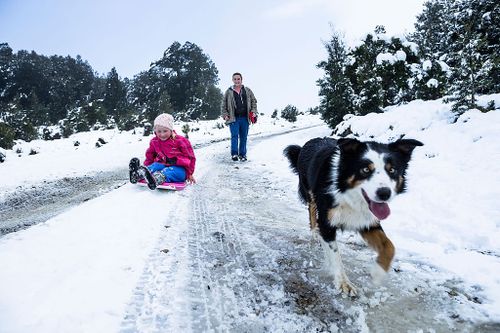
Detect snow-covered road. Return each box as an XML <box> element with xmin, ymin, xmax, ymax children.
<box><xmin>1</xmin><ymin>125</ymin><xmax>495</xmax><ymax>333</ymax></box>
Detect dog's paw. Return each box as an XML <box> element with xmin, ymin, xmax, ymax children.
<box><xmin>338</xmin><ymin>279</ymin><xmax>358</xmax><ymax>297</ymax></box>
<box><xmin>371</xmin><ymin>263</ymin><xmax>387</xmax><ymax>286</ymax></box>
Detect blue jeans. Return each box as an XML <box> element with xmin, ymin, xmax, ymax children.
<box><xmin>147</xmin><ymin>162</ymin><xmax>186</xmax><ymax>182</ymax></box>
<box><xmin>229</xmin><ymin>116</ymin><xmax>249</xmax><ymax>157</ymax></box>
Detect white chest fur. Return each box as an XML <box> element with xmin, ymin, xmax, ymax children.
<box><xmin>329</xmin><ymin>189</ymin><xmax>378</xmax><ymax>230</ymax></box>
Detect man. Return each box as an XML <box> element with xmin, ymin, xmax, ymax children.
<box><xmin>222</xmin><ymin>72</ymin><xmax>258</xmax><ymax>162</ymax></box>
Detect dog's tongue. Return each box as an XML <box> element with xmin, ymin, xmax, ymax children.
<box><xmin>369</xmin><ymin>201</ymin><xmax>391</xmax><ymax>220</ymax></box>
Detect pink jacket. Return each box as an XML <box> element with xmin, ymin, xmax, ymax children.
<box><xmin>144</xmin><ymin>131</ymin><xmax>196</xmax><ymax>177</ymax></box>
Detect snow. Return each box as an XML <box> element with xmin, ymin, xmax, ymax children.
<box><xmin>403</xmin><ymin>41</ymin><xmax>419</xmax><ymax>55</ymax></box>
<box><xmin>1</xmin><ymin>97</ymin><xmax>500</xmax><ymax>332</ymax></box>
<box><xmin>426</xmin><ymin>78</ymin><xmax>439</xmax><ymax>88</ymax></box>
<box><xmin>335</xmin><ymin>97</ymin><xmax>500</xmax><ymax>318</ymax></box>
<box><xmin>438</xmin><ymin>60</ymin><xmax>451</xmax><ymax>73</ymax></box>
<box><xmin>394</xmin><ymin>50</ymin><xmax>406</xmax><ymax>62</ymax></box>
<box><xmin>375</xmin><ymin>50</ymin><xmax>406</xmax><ymax>65</ymax></box>
<box><xmin>422</xmin><ymin>59</ymin><xmax>432</xmax><ymax>71</ymax></box>
<box><xmin>0</xmin><ymin>115</ymin><xmax>321</xmax><ymax>199</ymax></box>
<box><xmin>376</xmin><ymin>52</ymin><xmax>396</xmax><ymax>65</ymax></box>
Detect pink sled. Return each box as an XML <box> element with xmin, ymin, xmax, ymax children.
<box><xmin>136</xmin><ymin>179</ymin><xmax>187</xmax><ymax>191</ymax></box>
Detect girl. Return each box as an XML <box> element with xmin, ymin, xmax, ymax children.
<box><xmin>129</xmin><ymin>113</ymin><xmax>196</xmax><ymax>190</ymax></box>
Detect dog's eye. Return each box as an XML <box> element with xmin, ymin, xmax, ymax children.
<box><xmin>360</xmin><ymin>167</ymin><xmax>371</xmax><ymax>175</ymax></box>
<box><xmin>388</xmin><ymin>167</ymin><xmax>396</xmax><ymax>174</ymax></box>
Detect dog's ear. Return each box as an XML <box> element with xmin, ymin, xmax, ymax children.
<box><xmin>389</xmin><ymin>139</ymin><xmax>424</xmax><ymax>155</ymax></box>
<box><xmin>337</xmin><ymin>138</ymin><xmax>363</xmax><ymax>154</ymax></box>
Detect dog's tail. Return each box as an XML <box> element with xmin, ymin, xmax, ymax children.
<box><xmin>283</xmin><ymin>145</ymin><xmax>302</xmax><ymax>173</ymax></box>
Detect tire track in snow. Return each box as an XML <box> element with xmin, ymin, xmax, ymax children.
<box><xmin>119</xmin><ymin>194</ymin><xmax>193</xmax><ymax>333</ymax></box>
<box><xmin>177</xmin><ymin>152</ymin><xmax>349</xmax><ymax>332</ymax></box>
<box><xmin>184</xmin><ymin>158</ymin><xmax>270</xmax><ymax>332</ymax></box>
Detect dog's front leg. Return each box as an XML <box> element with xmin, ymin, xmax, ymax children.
<box><xmin>319</xmin><ymin>237</ymin><xmax>357</xmax><ymax>296</ymax></box>
<box><xmin>318</xmin><ymin>208</ymin><xmax>357</xmax><ymax>296</ymax></box>
<box><xmin>360</xmin><ymin>225</ymin><xmax>395</xmax><ymax>285</ymax></box>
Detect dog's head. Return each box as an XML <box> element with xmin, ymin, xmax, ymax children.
<box><xmin>334</xmin><ymin>138</ymin><xmax>423</xmax><ymax>220</ymax></box>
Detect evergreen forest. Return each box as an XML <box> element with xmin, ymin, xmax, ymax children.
<box><xmin>0</xmin><ymin>41</ymin><xmax>222</xmax><ymax>149</ymax></box>
<box><xmin>317</xmin><ymin>0</ymin><xmax>499</xmax><ymax>128</ymax></box>
<box><xmin>1</xmin><ymin>0</ymin><xmax>499</xmax><ymax>149</ymax></box>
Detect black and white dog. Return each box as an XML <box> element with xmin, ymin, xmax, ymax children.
<box><xmin>284</xmin><ymin>137</ymin><xmax>423</xmax><ymax>296</ymax></box>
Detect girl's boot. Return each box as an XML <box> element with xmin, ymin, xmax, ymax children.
<box><xmin>129</xmin><ymin>158</ymin><xmax>141</xmax><ymax>184</ymax></box>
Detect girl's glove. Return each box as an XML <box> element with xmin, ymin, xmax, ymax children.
<box><xmin>165</xmin><ymin>156</ymin><xmax>177</xmax><ymax>165</ymax></box>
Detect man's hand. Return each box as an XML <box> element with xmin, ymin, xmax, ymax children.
<box><xmin>223</xmin><ymin>114</ymin><xmax>229</xmax><ymax>121</ymax></box>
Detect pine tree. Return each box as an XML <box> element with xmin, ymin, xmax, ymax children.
<box><xmin>0</xmin><ymin>122</ymin><xmax>15</xmax><ymax>149</ymax></box>
<box><xmin>103</xmin><ymin>67</ymin><xmax>128</xmax><ymax>125</ymax></box>
<box><xmin>281</xmin><ymin>105</ymin><xmax>299</xmax><ymax>122</ymax></box>
<box><xmin>410</xmin><ymin>58</ymin><xmax>450</xmax><ymax>100</ymax></box>
<box><xmin>46</xmin><ymin>55</ymin><xmax>95</xmax><ymax>123</ymax></box>
<box><xmin>411</xmin><ymin>0</ymin><xmax>454</xmax><ymax>59</ymax></box>
<box><xmin>317</xmin><ymin>31</ymin><xmax>355</xmax><ymax>128</ymax></box>
<box><xmin>410</xmin><ymin>0</ymin><xmax>500</xmax><ymax>105</ymax></box>
<box><xmin>129</xmin><ymin>70</ymin><xmax>159</xmax><ymax>124</ymax></box>
<box><xmin>0</xmin><ymin>43</ymin><xmax>13</xmax><ymax>105</ymax></box>
<box><xmin>447</xmin><ymin>0</ymin><xmax>487</xmax><ymax>114</ymax></box>
<box><xmin>150</xmin><ymin>41</ymin><xmax>222</xmax><ymax>120</ymax></box>
<box><xmin>0</xmin><ymin>44</ymin><xmax>14</xmax><ymax>139</ymax></box>
<box><xmin>67</xmin><ymin>106</ymin><xmax>90</xmax><ymax>133</ymax></box>
<box><xmin>81</xmin><ymin>99</ymin><xmax>107</xmax><ymax>129</ymax></box>
<box><xmin>196</xmin><ymin>85</ymin><xmax>223</xmax><ymax>120</ymax></box>
<box><xmin>474</xmin><ymin>0</ymin><xmax>500</xmax><ymax>94</ymax></box>
<box><xmin>0</xmin><ymin>45</ymin><xmax>106</xmax><ymax>139</ymax></box>
<box><xmin>409</xmin><ymin>1</ymin><xmax>455</xmax><ymax>100</ymax></box>
<box><xmin>6</xmin><ymin>95</ymin><xmax>38</xmax><ymax>141</ymax></box>
<box><xmin>157</xmin><ymin>91</ymin><xmax>174</xmax><ymax>116</ymax></box>
<box><xmin>376</xmin><ymin>35</ymin><xmax>419</xmax><ymax>105</ymax></box>
<box><xmin>346</xmin><ymin>29</ymin><xmax>387</xmax><ymax>114</ymax></box>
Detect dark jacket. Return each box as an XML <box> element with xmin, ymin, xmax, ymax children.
<box><xmin>222</xmin><ymin>86</ymin><xmax>257</xmax><ymax>124</ymax></box>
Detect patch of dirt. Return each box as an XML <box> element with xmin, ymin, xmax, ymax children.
<box><xmin>0</xmin><ymin>169</ymin><xmax>128</xmax><ymax>236</ymax></box>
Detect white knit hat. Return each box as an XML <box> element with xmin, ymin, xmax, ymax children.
<box><xmin>154</xmin><ymin>113</ymin><xmax>174</xmax><ymax>131</ymax></box>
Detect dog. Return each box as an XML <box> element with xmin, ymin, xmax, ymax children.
<box><xmin>284</xmin><ymin>137</ymin><xmax>423</xmax><ymax>296</ymax></box>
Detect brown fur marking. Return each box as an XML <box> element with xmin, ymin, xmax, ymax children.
<box><xmin>327</xmin><ymin>208</ymin><xmax>334</xmax><ymax>222</ymax></box>
<box><xmin>308</xmin><ymin>196</ymin><xmax>318</xmax><ymax>230</ymax></box>
<box><xmin>395</xmin><ymin>175</ymin><xmax>404</xmax><ymax>193</ymax></box>
<box><xmin>346</xmin><ymin>175</ymin><xmax>363</xmax><ymax>188</ymax></box>
<box><xmin>360</xmin><ymin>228</ymin><xmax>395</xmax><ymax>271</ymax></box>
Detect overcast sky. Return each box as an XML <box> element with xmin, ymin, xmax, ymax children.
<box><xmin>0</xmin><ymin>0</ymin><xmax>424</xmax><ymax>114</ymax></box>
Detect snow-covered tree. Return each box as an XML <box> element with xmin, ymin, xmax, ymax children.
<box><xmin>150</xmin><ymin>42</ymin><xmax>222</xmax><ymax>120</ymax></box>
<box><xmin>0</xmin><ymin>122</ymin><xmax>15</xmax><ymax>149</ymax></box>
<box><xmin>103</xmin><ymin>67</ymin><xmax>128</xmax><ymax>124</ymax></box>
<box><xmin>0</xmin><ymin>43</ymin><xmax>13</xmax><ymax>104</ymax></box>
<box><xmin>444</xmin><ymin>0</ymin><xmax>500</xmax><ymax>112</ymax></box>
<box><xmin>317</xmin><ymin>31</ymin><xmax>355</xmax><ymax>127</ymax></box>
<box><xmin>345</xmin><ymin>26</ymin><xmax>419</xmax><ymax>113</ymax></box>
<box><xmin>281</xmin><ymin>104</ymin><xmax>299</xmax><ymax>122</ymax></box>
<box><xmin>411</xmin><ymin>0</ymin><xmax>454</xmax><ymax>59</ymax></box>
<box><xmin>346</xmin><ymin>29</ymin><xmax>386</xmax><ymax>114</ymax></box>
<box><xmin>479</xmin><ymin>0</ymin><xmax>500</xmax><ymax>94</ymax></box>
<box><xmin>408</xmin><ymin>0</ymin><xmax>454</xmax><ymax>100</ymax></box>
<box><xmin>410</xmin><ymin>58</ymin><xmax>450</xmax><ymax>100</ymax></box>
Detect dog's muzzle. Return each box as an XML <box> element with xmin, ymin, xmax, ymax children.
<box><xmin>362</xmin><ymin>189</ymin><xmax>391</xmax><ymax>220</ymax></box>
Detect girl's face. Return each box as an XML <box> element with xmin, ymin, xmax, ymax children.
<box><xmin>155</xmin><ymin>126</ymin><xmax>172</xmax><ymax>141</ymax></box>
